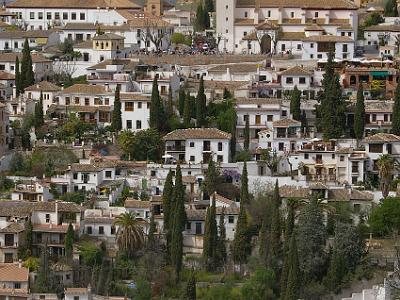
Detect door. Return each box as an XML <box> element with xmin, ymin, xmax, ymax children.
<box><xmin>195</xmin><ymin>222</ymin><xmax>202</xmax><ymax>235</ymax></box>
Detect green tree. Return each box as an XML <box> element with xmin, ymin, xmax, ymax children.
<box><xmin>324</xmin><ymin>249</ymin><xmax>347</xmax><ymax>293</ymax></box>
<box><xmin>280</xmin><ymin>199</ymin><xmax>295</xmax><ymax>295</ymax></box>
<box><xmin>15</xmin><ymin>56</ymin><xmax>21</xmax><ymax>96</ymax></box>
<box><xmin>297</xmin><ymin>197</ymin><xmax>326</xmax><ymax>282</ymax></box>
<box><xmin>301</xmin><ymin>110</ymin><xmax>308</xmax><ymax>135</ymax></box>
<box><xmin>241</xmin><ymin>267</ymin><xmax>275</xmax><ymax>300</ymax></box>
<box><xmin>163</xmin><ymin>170</ymin><xmax>174</xmax><ymax>234</ymax></box>
<box><xmin>232</xmin><ymin>204</ymin><xmax>250</xmax><ymax>270</ymax></box>
<box><xmin>20</xmin><ymin>38</ymin><xmax>34</xmax><ymax>90</ymax></box>
<box><xmin>290</xmin><ymin>86</ymin><xmax>301</xmax><ymax>121</ymax></box>
<box><xmin>223</xmin><ymin>87</ymin><xmax>232</xmax><ymax>99</ymax></box>
<box><xmin>195</xmin><ymin>4</ymin><xmax>206</xmax><ymax>31</ymax></box>
<box><xmin>268</xmin><ymin>180</ymin><xmax>281</xmax><ymax>268</ymax></box>
<box><xmin>150</xmin><ymin>77</ymin><xmax>162</xmax><ymax>131</ymax></box>
<box><xmin>319</xmin><ymin>51</ymin><xmax>346</xmax><ymax>139</ymax></box>
<box><xmin>244</xmin><ymin>115</ymin><xmax>250</xmax><ymax>150</ymax></box>
<box><xmin>26</xmin><ymin>219</ymin><xmax>33</xmax><ymax>255</ymax></box>
<box><xmin>259</xmin><ymin>219</ymin><xmax>269</xmax><ymax>266</ymax></box>
<box><xmin>385</xmin><ymin>0</ymin><xmax>398</xmax><ymax>17</ymax></box>
<box><xmin>183</xmin><ymin>92</ymin><xmax>192</xmax><ymax>127</ymax></box>
<box><xmin>354</xmin><ymin>85</ymin><xmax>365</xmax><ymax>140</ymax></box>
<box><xmin>147</xmin><ymin>214</ymin><xmax>157</xmax><ymax>249</ymax></box>
<box><xmin>368</xmin><ymin>197</ymin><xmax>400</xmax><ymax>235</ymax></box>
<box><xmin>240</xmin><ymin>161</ymin><xmax>249</xmax><ymax>205</ymax></box>
<box><xmin>117</xmin><ymin>129</ymin><xmax>162</xmax><ymax>161</ymax></box>
<box><xmin>34</xmin><ymin>243</ymin><xmax>55</xmax><ymax>293</ymax></box>
<box><xmin>186</xmin><ymin>269</ymin><xmax>196</xmax><ymax>300</ymax></box>
<box><xmin>377</xmin><ymin>154</ymin><xmax>397</xmax><ymax>199</ymax></box>
<box><xmin>34</xmin><ymin>91</ymin><xmax>44</xmax><ymax>130</ymax></box>
<box><xmin>114</xmin><ymin>212</ymin><xmax>145</xmax><ymax>258</ymax></box>
<box><xmin>196</xmin><ymin>76</ymin><xmax>207</xmax><ymax>127</ymax></box>
<box><xmin>111</xmin><ymin>85</ymin><xmax>122</xmax><ymax>132</ymax></box>
<box><xmin>203</xmin><ymin>195</ymin><xmax>218</xmax><ymax>271</ymax></box>
<box><xmin>178</xmin><ymin>87</ymin><xmax>186</xmax><ymax>115</ymax></box>
<box><xmin>204</xmin><ymin>0</ymin><xmax>214</xmax><ymax>12</ymax></box>
<box><xmin>170</xmin><ymin>164</ymin><xmax>186</xmax><ymax>280</ymax></box>
<box><xmin>65</xmin><ymin>223</ymin><xmax>74</xmax><ymax>260</ymax></box>
<box><xmin>166</xmin><ymin>85</ymin><xmax>174</xmax><ymax>118</ymax></box>
<box><xmin>203</xmin><ymin>159</ymin><xmax>220</xmax><ymax>196</ymax></box>
<box><xmin>217</xmin><ymin>208</ymin><xmax>227</xmax><ymax>266</ymax></box>
<box><xmin>284</xmin><ymin>234</ymin><xmax>300</xmax><ymax>300</ymax></box>
<box><xmin>392</xmin><ymin>80</ymin><xmax>400</xmax><ymax>135</ymax></box>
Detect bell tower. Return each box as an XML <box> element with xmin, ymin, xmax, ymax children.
<box><xmin>146</xmin><ymin>0</ymin><xmax>163</xmax><ymax>16</ymax></box>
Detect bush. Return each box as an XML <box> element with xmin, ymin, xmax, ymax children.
<box><xmin>235</xmin><ymin>150</ymin><xmax>252</xmax><ymax>162</ymax></box>
<box><xmin>368</xmin><ymin>197</ymin><xmax>400</xmax><ymax>236</ymax></box>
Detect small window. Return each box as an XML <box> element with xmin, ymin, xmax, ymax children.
<box><xmin>111</xmin><ymin>226</ymin><xmax>116</xmax><ymax>235</ymax></box>
<box><xmin>99</xmin><ymin>226</ymin><xmax>104</xmax><ymax>235</ymax></box>
<box><xmin>138</xmin><ymin>102</ymin><xmax>142</xmax><ymax>108</ymax></box>
<box><xmin>45</xmin><ymin>214</ymin><xmax>50</xmax><ymax>223</ymax></box>
<box><xmin>190</xmin><ymin>142</ymin><xmax>195</xmax><ymax>147</ymax></box>
<box><xmin>186</xmin><ymin>222</ymin><xmax>192</xmax><ymax>230</ymax></box>
<box><xmin>340</xmin><ymin>155</ymin><xmax>345</xmax><ymax>161</ymax></box>
<box><xmin>74</xmin><ymin>296</ymin><xmax>79</xmax><ymax>300</ymax></box>
<box><xmin>267</xmin><ymin>10</ymin><xmax>271</xmax><ymax>17</ymax></box>
<box><xmin>217</xmin><ymin>155</ymin><xmax>223</xmax><ymax>162</ymax></box>
<box><xmin>190</xmin><ymin>156</ymin><xmax>195</xmax><ymax>162</ymax></box>
<box><xmin>71</xmin><ymin>13</ymin><xmax>76</xmax><ymax>20</ymax></box>
<box><xmin>80</xmin><ymin>13</ymin><xmax>85</xmax><ymax>20</ymax></box>
<box><xmin>105</xmin><ymin>171</ymin><xmax>112</xmax><ymax>178</ymax></box>
<box><xmin>14</xmin><ymin>283</ymin><xmax>21</xmax><ymax>289</ymax></box>
<box><xmin>125</xmin><ymin>102</ymin><xmax>134</xmax><ymax>111</ymax></box>
<box><xmin>290</xmin><ymin>12</ymin><xmax>294</xmax><ymax>18</ymax></box>
<box><xmin>228</xmin><ymin>216</ymin><xmax>234</xmax><ymax>223</ymax></box>
<box><xmin>332</xmin><ymin>154</ymin><xmax>335</xmax><ymax>159</ymax></box>
<box><xmin>314</xmin><ymin>12</ymin><xmax>318</xmax><ymax>18</ymax></box>
<box><xmin>63</xmin><ymin>12</ymin><xmax>68</xmax><ymax>20</ymax></box>
<box><xmin>244</xmin><ymin>12</ymin><xmax>248</xmax><ymax>18</ymax></box>
<box><xmin>54</xmin><ymin>12</ymin><xmax>60</xmax><ymax>19</ymax></box>
<box><xmin>73</xmin><ymin>173</ymin><xmax>78</xmax><ymax>179</ymax></box>
<box><xmin>286</xmin><ymin>77</ymin><xmax>293</xmax><ymax>84</ymax></box>
<box><xmin>86</xmin><ymin>226</ymin><xmax>92</xmax><ymax>234</ymax></box>
<box><xmin>267</xmin><ymin>115</ymin><xmax>273</xmax><ymax>122</ymax></box>
<box><xmin>218</xmin><ymin>142</ymin><xmax>223</xmax><ymax>151</ymax></box>
<box><xmin>29</xmin><ymin>12</ymin><xmax>35</xmax><ymax>19</ymax></box>
<box><xmin>136</xmin><ymin>120</ymin><xmax>142</xmax><ymax>129</ymax></box>
<box><xmin>299</xmin><ymin>77</ymin><xmax>306</xmax><ymax>84</ymax></box>
<box><xmin>304</xmin><ymin>153</ymin><xmax>309</xmax><ymax>159</ymax></box>
<box><xmin>126</xmin><ymin>120</ymin><xmax>132</xmax><ymax>129</ymax></box>
<box><xmin>310</xmin><ymin>43</ymin><xmax>314</xmax><ymax>48</ymax></box>
<box><xmin>38</xmin><ymin>12</ymin><xmax>43</xmax><ymax>20</ymax></box>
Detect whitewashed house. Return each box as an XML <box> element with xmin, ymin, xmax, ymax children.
<box><xmin>120</xmin><ymin>93</ymin><xmax>151</xmax><ymax>131</ymax></box>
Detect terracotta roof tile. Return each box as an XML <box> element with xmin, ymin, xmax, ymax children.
<box><xmin>0</xmin><ymin>222</ymin><xmax>24</xmax><ymax>233</ymax></box>
<box><xmin>0</xmin><ymin>30</ymin><xmax>53</xmax><ymax>39</ymax></box>
<box><xmin>365</xmin><ymin>133</ymin><xmax>400</xmax><ymax>143</ymax></box>
<box><xmin>305</xmin><ymin>24</ymin><xmax>325</xmax><ymax>31</ymax></box>
<box><xmin>92</xmin><ymin>33</ymin><xmax>124</xmax><ymax>40</ymax></box>
<box><xmin>0</xmin><ymin>53</ymin><xmax>51</xmax><ymax>63</ymax></box>
<box><xmin>7</xmin><ymin>0</ymin><xmax>142</xmax><ymax>9</ymax></box>
<box><xmin>280</xmin><ymin>66</ymin><xmax>311</xmax><ymax>76</ymax></box>
<box><xmin>280</xmin><ymin>32</ymin><xmax>306</xmax><ymax>41</ymax></box>
<box><xmin>163</xmin><ymin>128</ymin><xmax>231</xmax><ymax>140</ymax></box>
<box><xmin>25</xmin><ymin>81</ymin><xmax>61</xmax><ymax>92</ymax></box>
<box><xmin>124</xmin><ymin>199</ymin><xmax>151</xmax><ymax>209</ymax></box>
<box><xmin>329</xmin><ymin>189</ymin><xmax>373</xmax><ymax>201</ymax></box>
<box><xmin>0</xmin><ymin>264</ymin><xmax>29</xmax><ymax>282</ymax></box>
<box><xmin>61</xmin><ymin>84</ymin><xmax>112</xmax><ymax>95</ymax></box>
<box><xmin>303</xmin><ymin>35</ymin><xmax>354</xmax><ymax>42</ymax></box>
<box><xmin>365</xmin><ymin>24</ymin><xmax>400</xmax><ymax>32</ymax></box>
<box><xmin>272</xmin><ymin>118</ymin><xmax>301</xmax><ymax>127</ymax></box>
<box><xmin>279</xmin><ymin>185</ymin><xmax>309</xmax><ymax>198</ymax></box>
<box><xmin>186</xmin><ymin>209</ymin><xmax>206</xmax><ymax>221</ymax></box>
<box><xmin>236</xmin><ymin>0</ymin><xmax>358</xmax><ymax>9</ymax></box>
<box><xmin>0</xmin><ymin>71</ymin><xmax>14</xmax><ymax>80</ymax></box>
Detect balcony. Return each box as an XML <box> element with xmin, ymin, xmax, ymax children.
<box><xmin>0</xmin><ymin>241</ymin><xmax>18</xmax><ymax>248</ymax></box>
<box><xmin>305</xmin><ymin>174</ymin><xmax>336</xmax><ymax>182</ymax></box>
<box><xmin>166</xmin><ymin>145</ymin><xmax>186</xmax><ymax>152</ymax></box>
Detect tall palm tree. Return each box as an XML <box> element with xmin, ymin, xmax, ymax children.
<box><xmin>114</xmin><ymin>212</ymin><xmax>144</xmax><ymax>257</ymax></box>
<box><xmin>377</xmin><ymin>154</ymin><xmax>397</xmax><ymax>199</ymax></box>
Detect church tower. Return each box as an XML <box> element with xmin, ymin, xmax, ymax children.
<box><xmin>146</xmin><ymin>0</ymin><xmax>164</xmax><ymax>16</ymax></box>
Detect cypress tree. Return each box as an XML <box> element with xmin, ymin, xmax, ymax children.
<box><xmin>26</xmin><ymin>219</ymin><xmax>33</xmax><ymax>255</ymax></box>
<box><xmin>204</xmin><ymin>0</ymin><xmax>214</xmax><ymax>13</ymax></box>
<box><xmin>170</xmin><ymin>164</ymin><xmax>186</xmax><ymax>280</ymax></box>
<box><xmin>354</xmin><ymin>85</ymin><xmax>365</xmax><ymax>140</ymax></box>
<box><xmin>324</xmin><ymin>249</ymin><xmax>347</xmax><ymax>293</ymax></box>
<box><xmin>163</xmin><ymin>170</ymin><xmax>174</xmax><ymax>256</ymax></box>
<box><xmin>150</xmin><ymin>77</ymin><xmax>161</xmax><ymax>130</ymax></box>
<box><xmin>203</xmin><ymin>159</ymin><xmax>219</xmax><ymax>197</ymax></box>
<box><xmin>230</xmin><ymin>113</ymin><xmax>237</xmax><ymax>161</ymax></box>
<box><xmin>268</xmin><ymin>180</ymin><xmax>281</xmax><ymax>268</ymax></box>
<box><xmin>223</xmin><ymin>87</ymin><xmax>232</xmax><ymax>99</ymax></box>
<box><xmin>196</xmin><ymin>76</ymin><xmax>207</xmax><ymax>127</ymax></box>
<box><xmin>34</xmin><ymin>91</ymin><xmax>44</xmax><ymax>129</ymax></box>
<box><xmin>280</xmin><ymin>199</ymin><xmax>295</xmax><ymax>295</ymax></box>
<box><xmin>21</xmin><ymin>38</ymin><xmax>34</xmax><ymax>89</ymax></box>
<box><xmin>217</xmin><ymin>208</ymin><xmax>227</xmax><ymax>265</ymax></box>
<box><xmin>232</xmin><ymin>203</ymin><xmax>250</xmax><ymax>270</ymax></box>
<box><xmin>189</xmin><ymin>93</ymin><xmax>196</xmax><ymax>119</ymax></box>
<box><xmin>166</xmin><ymin>85</ymin><xmax>174</xmax><ymax>117</ymax></box>
<box><xmin>320</xmin><ymin>51</ymin><xmax>346</xmax><ymax>139</ymax></box>
<box><xmin>178</xmin><ymin>87</ymin><xmax>186</xmax><ymax>116</ymax></box>
<box><xmin>392</xmin><ymin>81</ymin><xmax>400</xmax><ymax>135</ymax></box>
<box><xmin>202</xmin><ymin>195</ymin><xmax>218</xmax><ymax>271</ymax></box>
<box><xmin>183</xmin><ymin>92</ymin><xmax>191</xmax><ymax>128</ymax></box>
<box><xmin>284</xmin><ymin>234</ymin><xmax>300</xmax><ymax>300</ymax></box>
<box><xmin>240</xmin><ymin>161</ymin><xmax>249</xmax><ymax>205</ymax></box>
<box><xmin>15</xmin><ymin>56</ymin><xmax>21</xmax><ymax>96</ymax></box>
<box><xmin>195</xmin><ymin>4</ymin><xmax>205</xmax><ymax>31</ymax></box>
<box><xmin>244</xmin><ymin>115</ymin><xmax>250</xmax><ymax>150</ymax></box>
<box><xmin>301</xmin><ymin>110</ymin><xmax>308</xmax><ymax>136</ymax></box>
<box><xmin>147</xmin><ymin>213</ymin><xmax>156</xmax><ymax>249</ymax></box>
<box><xmin>111</xmin><ymin>85</ymin><xmax>122</xmax><ymax>132</ymax></box>
<box><xmin>290</xmin><ymin>86</ymin><xmax>301</xmax><ymax>121</ymax></box>
<box><xmin>259</xmin><ymin>219</ymin><xmax>269</xmax><ymax>266</ymax></box>
<box><xmin>186</xmin><ymin>269</ymin><xmax>196</xmax><ymax>300</ymax></box>
<box><xmin>65</xmin><ymin>223</ymin><xmax>74</xmax><ymax>260</ymax></box>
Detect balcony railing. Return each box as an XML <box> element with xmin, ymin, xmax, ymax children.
<box><xmin>166</xmin><ymin>145</ymin><xmax>185</xmax><ymax>152</ymax></box>
<box><xmin>305</xmin><ymin>174</ymin><xmax>336</xmax><ymax>182</ymax></box>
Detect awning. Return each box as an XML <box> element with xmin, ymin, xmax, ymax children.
<box><xmin>370</xmin><ymin>71</ymin><xmax>389</xmax><ymax>77</ymax></box>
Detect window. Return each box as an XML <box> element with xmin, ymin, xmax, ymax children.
<box><xmin>314</xmin><ymin>12</ymin><xmax>318</xmax><ymax>18</ymax></box>
<box><xmin>111</xmin><ymin>226</ymin><xmax>116</xmax><ymax>234</ymax></box>
<box><xmin>369</xmin><ymin>144</ymin><xmax>383</xmax><ymax>153</ymax></box>
<box><xmin>304</xmin><ymin>153</ymin><xmax>309</xmax><ymax>159</ymax></box>
<box><xmin>218</xmin><ymin>142</ymin><xmax>222</xmax><ymax>151</ymax></box>
<box><xmin>281</xmin><ymin>44</ymin><xmax>286</xmax><ymax>51</ymax></box>
<box><xmin>147</xmin><ymin>103</ymin><xmax>150</xmax><ymax>109</ymax></box>
<box><xmin>104</xmin><ymin>98</ymin><xmax>109</xmax><ymax>105</ymax></box>
<box><xmin>282</xmin><ymin>110</ymin><xmax>287</xmax><ymax>117</ymax></box>
<box><xmin>190</xmin><ymin>156</ymin><xmax>195</xmax><ymax>162</ymax></box>
<box><xmin>38</xmin><ymin>12</ymin><xmax>43</xmax><ymax>19</ymax></box>
<box><xmin>332</xmin><ymin>154</ymin><xmax>335</xmax><ymax>159</ymax></box>
<box><xmin>74</xmin><ymin>97</ymin><xmax>80</xmax><ymax>104</ymax></box>
<box><xmin>126</xmin><ymin>120</ymin><xmax>132</xmax><ymax>129</ymax></box>
<box><xmin>86</xmin><ymin>226</ymin><xmax>92</xmax><ymax>234</ymax></box>
<box><xmin>63</xmin><ymin>12</ymin><xmax>68</xmax><ymax>20</ymax></box>
<box><xmin>267</xmin><ymin>10</ymin><xmax>271</xmax><ymax>17</ymax></box>
<box><xmin>4</xmin><ymin>253</ymin><xmax>13</xmax><ymax>263</ymax></box>
<box><xmin>138</xmin><ymin>102</ymin><xmax>142</xmax><ymax>108</ymax></box>
<box><xmin>217</xmin><ymin>155</ymin><xmax>223</xmax><ymax>162</ymax></box>
<box><xmin>71</xmin><ymin>12</ymin><xmax>76</xmax><ymax>20</ymax></box>
<box><xmin>299</xmin><ymin>77</ymin><xmax>306</xmax><ymax>84</ymax></box>
<box><xmin>297</xmin><ymin>44</ymin><xmax>301</xmax><ymax>50</ymax></box>
<box><xmin>186</xmin><ymin>222</ymin><xmax>191</xmax><ymax>230</ymax></box>
<box><xmin>310</xmin><ymin>54</ymin><xmax>314</xmax><ymax>59</ymax></box>
<box><xmin>195</xmin><ymin>222</ymin><xmax>202</xmax><ymax>234</ymax></box>
<box><xmin>66</xmin><ymin>97</ymin><xmax>70</xmax><ymax>105</ymax></box>
<box><xmin>244</xmin><ymin>12</ymin><xmax>248</xmax><ymax>17</ymax></box>
<box><xmin>80</xmin><ymin>13</ymin><xmax>85</xmax><ymax>20</ymax></box>
<box><xmin>290</xmin><ymin>12</ymin><xmax>294</xmax><ymax>18</ymax></box>
<box><xmin>228</xmin><ymin>216</ymin><xmax>234</xmax><ymax>223</ymax></box>
<box><xmin>136</xmin><ymin>120</ymin><xmax>141</xmax><ymax>129</ymax></box>
<box><xmin>73</xmin><ymin>173</ymin><xmax>78</xmax><ymax>179</ymax></box>
<box><xmin>125</xmin><ymin>102</ymin><xmax>134</xmax><ymax>111</ymax></box>
<box><xmin>30</xmin><ymin>12</ymin><xmax>35</xmax><ymax>19</ymax></box>
<box><xmin>45</xmin><ymin>214</ymin><xmax>50</xmax><ymax>223</ymax></box>
<box><xmin>343</xmin><ymin>44</ymin><xmax>348</xmax><ymax>52</ymax></box>
<box><xmin>225</xmin><ymin>5</ymin><xmax>228</xmax><ymax>8</ymax></box>
<box><xmin>84</xmin><ymin>98</ymin><xmax>89</xmax><ymax>106</ymax></box>
<box><xmin>286</xmin><ymin>77</ymin><xmax>293</xmax><ymax>84</ymax></box>
<box><xmin>341</xmin><ymin>32</ymin><xmax>345</xmax><ymax>36</ymax></box>
<box><xmin>14</xmin><ymin>283</ymin><xmax>21</xmax><ymax>289</ymax></box>
<box><xmin>190</xmin><ymin>142</ymin><xmax>195</xmax><ymax>147</ymax></box>
<box><xmin>54</xmin><ymin>12</ymin><xmax>60</xmax><ymax>19</ymax></box>
<box><xmin>267</xmin><ymin>115</ymin><xmax>273</xmax><ymax>121</ymax></box>
<box><xmin>310</xmin><ymin>43</ymin><xmax>314</xmax><ymax>48</ymax></box>
<box><xmin>105</xmin><ymin>171</ymin><xmax>112</xmax><ymax>178</ymax></box>
<box><xmin>99</xmin><ymin>226</ymin><xmax>104</xmax><ymax>234</ymax></box>
<box><xmin>279</xmin><ymin>143</ymin><xmax>284</xmax><ymax>151</ymax></box>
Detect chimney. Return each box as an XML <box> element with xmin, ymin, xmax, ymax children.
<box><xmin>12</xmin><ymin>85</ymin><xmax>16</xmax><ymax>98</ymax></box>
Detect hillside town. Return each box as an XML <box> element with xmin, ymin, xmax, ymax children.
<box><xmin>0</xmin><ymin>0</ymin><xmax>399</xmax><ymax>299</ymax></box>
